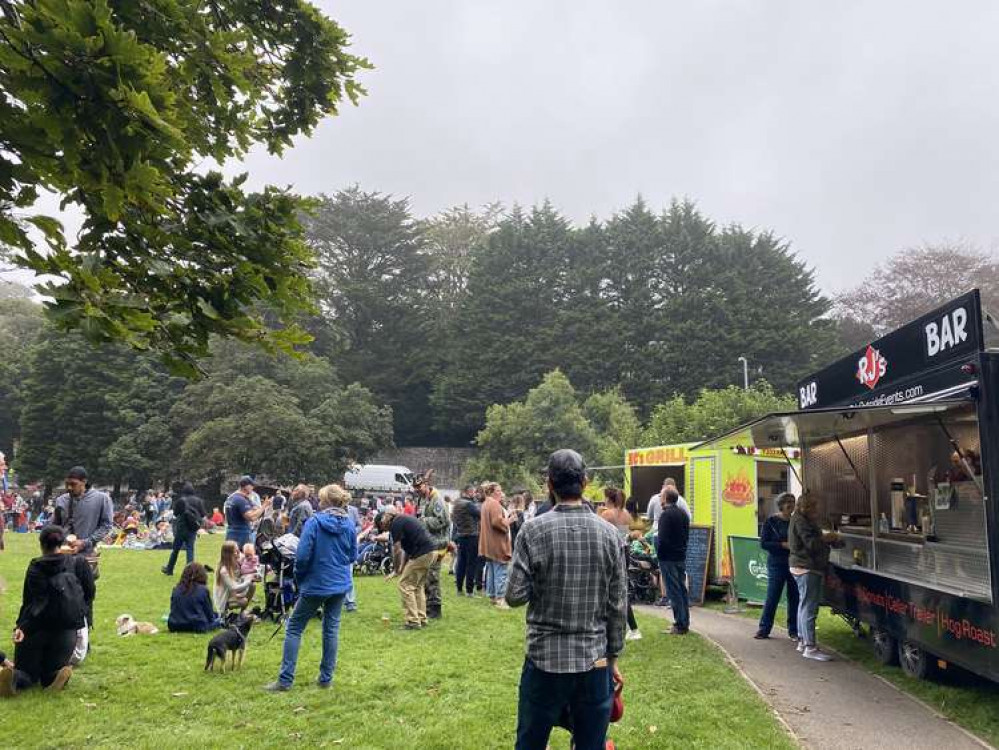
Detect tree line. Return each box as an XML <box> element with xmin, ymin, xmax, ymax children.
<box><xmin>1</xmin><ymin>297</ymin><xmax>393</xmax><ymax>495</ymax></box>
<box><xmin>306</xmin><ymin>190</ymin><xmax>840</xmax><ymax>446</ymax></box>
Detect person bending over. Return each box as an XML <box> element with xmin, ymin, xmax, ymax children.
<box><xmin>0</xmin><ymin>526</ymin><xmax>93</xmax><ymax>697</ymax></box>
<box><xmin>168</xmin><ymin>563</ymin><xmax>219</xmax><ymax>633</ymax></box>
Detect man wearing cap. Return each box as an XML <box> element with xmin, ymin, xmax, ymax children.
<box><xmin>506</xmin><ymin>449</ymin><xmax>627</xmax><ymax>750</ymax></box>
<box><xmin>414</xmin><ymin>473</ymin><xmax>450</xmax><ymax>619</ymax></box>
<box><xmin>53</xmin><ymin>466</ymin><xmax>113</xmax><ymax>554</ymax></box>
<box><xmin>225</xmin><ymin>476</ymin><xmax>267</xmax><ymax>547</ymax></box>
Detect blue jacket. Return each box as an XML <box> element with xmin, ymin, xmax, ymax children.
<box><xmin>295</xmin><ymin>508</ymin><xmax>357</xmax><ymax>597</ymax></box>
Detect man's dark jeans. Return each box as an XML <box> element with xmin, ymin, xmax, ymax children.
<box><xmin>163</xmin><ymin>532</ymin><xmax>196</xmax><ymax>575</ymax></box>
<box><xmin>757</xmin><ymin>558</ymin><xmax>799</xmax><ymax>638</ymax></box>
<box><xmin>13</xmin><ymin>628</ymin><xmax>76</xmax><ymax>690</ymax></box>
<box><xmin>515</xmin><ymin>658</ymin><xmax>613</xmax><ymax>750</ymax></box>
<box><xmin>454</xmin><ymin>535</ymin><xmax>480</xmax><ymax>594</ymax></box>
<box><xmin>659</xmin><ymin>560</ymin><xmax>690</xmax><ymax>631</ymax></box>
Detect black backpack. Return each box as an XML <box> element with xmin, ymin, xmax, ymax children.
<box><xmin>43</xmin><ymin>557</ymin><xmax>86</xmax><ymax>629</ymax></box>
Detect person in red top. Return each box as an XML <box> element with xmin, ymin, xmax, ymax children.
<box><xmin>403</xmin><ymin>496</ymin><xmax>416</xmax><ymax>516</ymax></box>
<box><xmin>210</xmin><ymin>507</ymin><xmax>224</xmax><ymax>526</ymax></box>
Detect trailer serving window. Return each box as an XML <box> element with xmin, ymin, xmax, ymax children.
<box><xmin>696</xmin><ymin>401</ymin><xmax>991</xmax><ymax>603</ymax></box>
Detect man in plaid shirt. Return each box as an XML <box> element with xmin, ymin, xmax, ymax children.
<box><xmin>505</xmin><ymin>449</ymin><xmax>627</xmax><ymax>750</ymax></box>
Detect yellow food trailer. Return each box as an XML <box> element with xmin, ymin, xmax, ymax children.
<box><xmin>624</xmin><ymin>442</ymin><xmax>801</xmax><ymax>581</ymax></box>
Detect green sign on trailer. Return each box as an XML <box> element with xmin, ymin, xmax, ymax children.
<box><xmin>728</xmin><ymin>535</ymin><xmax>777</xmax><ymax>606</ymax></box>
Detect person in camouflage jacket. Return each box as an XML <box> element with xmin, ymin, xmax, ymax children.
<box><xmin>416</xmin><ymin>473</ymin><xmax>450</xmax><ymax>619</ymax></box>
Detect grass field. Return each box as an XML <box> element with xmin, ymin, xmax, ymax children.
<box><xmin>0</xmin><ymin>532</ymin><xmax>796</xmax><ymax>750</ymax></box>
<box><xmin>711</xmin><ymin>598</ymin><xmax>999</xmax><ymax>747</ymax></box>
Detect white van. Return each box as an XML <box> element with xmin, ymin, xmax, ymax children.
<box><xmin>343</xmin><ymin>464</ymin><xmax>415</xmax><ymax>494</ymax></box>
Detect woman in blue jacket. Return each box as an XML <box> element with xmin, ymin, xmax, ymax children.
<box><xmin>754</xmin><ymin>493</ymin><xmax>799</xmax><ymax>641</ymax></box>
<box><xmin>264</xmin><ymin>484</ymin><xmax>357</xmax><ymax>691</ymax></box>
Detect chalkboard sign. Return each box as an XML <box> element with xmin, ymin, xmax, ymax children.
<box><xmin>685</xmin><ymin>525</ymin><xmax>713</xmax><ymax>606</ymax></box>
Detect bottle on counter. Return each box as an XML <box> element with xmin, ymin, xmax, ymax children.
<box><xmin>878</xmin><ymin>513</ymin><xmax>890</xmax><ymax>535</ymax></box>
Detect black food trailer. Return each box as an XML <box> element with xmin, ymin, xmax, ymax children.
<box><xmin>697</xmin><ymin>290</ymin><xmax>999</xmax><ymax>681</ymax></box>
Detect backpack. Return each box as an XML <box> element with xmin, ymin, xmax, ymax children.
<box><xmin>42</xmin><ymin>557</ymin><xmax>87</xmax><ymax>629</ymax></box>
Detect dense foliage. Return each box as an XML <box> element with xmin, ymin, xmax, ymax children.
<box><xmin>308</xmin><ymin>195</ymin><xmax>839</xmax><ymax>445</ymax></box>
<box><xmin>0</xmin><ymin>0</ymin><xmax>369</xmax><ymax>373</ymax></box>
<box><xmin>642</xmin><ymin>381</ymin><xmax>797</xmax><ymax>445</ymax></box>
<box><xmin>463</xmin><ymin>371</ymin><xmax>641</xmax><ymax>490</ymax></box>
<box><xmin>7</xmin><ymin>298</ymin><xmax>392</xmax><ymax>491</ymax></box>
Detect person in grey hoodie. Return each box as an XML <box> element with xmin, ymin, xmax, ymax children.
<box><xmin>52</xmin><ymin>466</ymin><xmax>113</xmax><ymax>554</ymax></box>
<box><xmin>788</xmin><ymin>494</ymin><xmax>840</xmax><ymax>662</ymax></box>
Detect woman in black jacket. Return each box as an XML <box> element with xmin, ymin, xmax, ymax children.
<box><xmin>0</xmin><ymin>525</ymin><xmax>94</xmax><ymax>696</ymax></box>
<box><xmin>754</xmin><ymin>493</ymin><xmax>799</xmax><ymax>641</ymax></box>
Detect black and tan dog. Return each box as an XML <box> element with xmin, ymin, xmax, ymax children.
<box><xmin>205</xmin><ymin>613</ymin><xmax>256</xmax><ymax>673</ymax></box>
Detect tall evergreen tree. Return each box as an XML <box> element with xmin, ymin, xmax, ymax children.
<box><xmin>306</xmin><ymin>187</ymin><xmax>433</xmax><ymax>443</ymax></box>
<box><xmin>431</xmin><ymin>203</ymin><xmax>574</xmax><ymax>441</ymax></box>
<box><xmin>17</xmin><ymin>330</ymin><xmax>133</xmax><ymax>486</ymax></box>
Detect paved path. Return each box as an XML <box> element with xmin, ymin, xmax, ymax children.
<box><xmin>636</xmin><ymin>604</ymin><xmax>992</xmax><ymax>750</ymax></box>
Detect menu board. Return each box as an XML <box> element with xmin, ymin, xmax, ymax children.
<box><xmin>685</xmin><ymin>525</ymin><xmax>713</xmax><ymax>605</ymax></box>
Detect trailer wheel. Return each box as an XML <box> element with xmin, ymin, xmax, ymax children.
<box><xmin>898</xmin><ymin>640</ymin><xmax>933</xmax><ymax>680</ymax></box>
<box><xmin>871</xmin><ymin>628</ymin><xmax>899</xmax><ymax>666</ymax></box>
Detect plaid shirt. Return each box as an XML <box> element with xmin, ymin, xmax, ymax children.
<box><xmin>505</xmin><ymin>503</ymin><xmax>628</xmax><ymax>673</ymax></box>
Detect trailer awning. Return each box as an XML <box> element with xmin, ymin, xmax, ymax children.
<box><xmin>694</xmin><ymin>399</ymin><xmax>976</xmax><ymax>452</ymax></box>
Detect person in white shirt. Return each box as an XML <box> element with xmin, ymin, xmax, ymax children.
<box><xmin>647</xmin><ymin>477</ymin><xmax>691</xmax><ymax>529</ymax></box>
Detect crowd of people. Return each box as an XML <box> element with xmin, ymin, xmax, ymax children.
<box><xmin>0</xmin><ymin>446</ymin><xmax>842</xmax><ymax>749</ymax></box>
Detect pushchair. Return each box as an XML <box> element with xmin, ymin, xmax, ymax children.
<box><xmin>256</xmin><ymin>528</ymin><xmax>300</xmax><ymax>623</ymax></box>
<box><xmin>357</xmin><ymin>539</ymin><xmax>393</xmax><ymax>575</ymax></box>
<box><xmin>627</xmin><ymin>549</ymin><xmax>660</xmax><ymax>605</ymax></box>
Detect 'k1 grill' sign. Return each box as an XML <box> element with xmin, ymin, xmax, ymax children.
<box><xmin>796</xmin><ymin>290</ymin><xmax>985</xmax><ymax>411</ymax></box>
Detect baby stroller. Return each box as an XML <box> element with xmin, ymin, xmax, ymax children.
<box><xmin>628</xmin><ymin>549</ymin><xmax>660</xmax><ymax>605</ymax></box>
<box><xmin>256</xmin><ymin>528</ymin><xmax>300</xmax><ymax>623</ymax></box>
<box><xmin>358</xmin><ymin>539</ymin><xmax>393</xmax><ymax>576</ymax></box>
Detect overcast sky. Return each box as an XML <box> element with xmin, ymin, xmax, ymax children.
<box><xmin>230</xmin><ymin>1</ymin><xmax>999</xmax><ymax>294</ymax></box>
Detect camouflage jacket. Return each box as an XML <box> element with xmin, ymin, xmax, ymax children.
<box><xmin>418</xmin><ymin>489</ymin><xmax>450</xmax><ymax>549</ymax></box>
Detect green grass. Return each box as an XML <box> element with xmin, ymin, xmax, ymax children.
<box><xmin>0</xmin><ymin>533</ymin><xmax>794</xmax><ymax>750</ymax></box>
<box><xmin>710</xmin><ymin>597</ymin><xmax>999</xmax><ymax>746</ymax></box>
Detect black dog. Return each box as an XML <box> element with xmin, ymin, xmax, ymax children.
<box><xmin>205</xmin><ymin>613</ymin><xmax>256</xmax><ymax>673</ymax></box>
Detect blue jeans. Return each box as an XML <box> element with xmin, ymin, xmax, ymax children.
<box><xmin>757</xmin><ymin>559</ymin><xmax>799</xmax><ymax>638</ymax></box>
<box><xmin>485</xmin><ymin>560</ymin><xmax>508</xmax><ymax>599</ymax></box>
<box><xmin>793</xmin><ymin>571</ymin><xmax>822</xmax><ymax>647</ymax></box>
<box><xmin>226</xmin><ymin>527</ymin><xmax>251</xmax><ymax>547</ymax></box>
<box><xmin>163</xmin><ymin>533</ymin><xmax>196</xmax><ymax>574</ymax></box>
<box><xmin>659</xmin><ymin>560</ymin><xmax>690</xmax><ymax>631</ymax></box>
<box><xmin>278</xmin><ymin>592</ymin><xmax>346</xmax><ymax>687</ymax></box>
<box><xmin>515</xmin><ymin>658</ymin><xmax>613</xmax><ymax>750</ymax></box>
<box><xmin>345</xmin><ymin>565</ymin><xmax>357</xmax><ymax>610</ymax></box>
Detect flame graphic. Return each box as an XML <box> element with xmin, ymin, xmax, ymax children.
<box><xmin>722</xmin><ymin>471</ymin><xmax>754</xmax><ymax>507</ymax></box>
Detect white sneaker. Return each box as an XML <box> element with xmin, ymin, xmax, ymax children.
<box><xmin>802</xmin><ymin>646</ymin><xmax>832</xmax><ymax>661</ymax></box>
<box><xmin>626</xmin><ymin>629</ymin><xmax>643</xmax><ymax>641</ymax></box>
<box><xmin>796</xmin><ymin>641</ymin><xmax>805</xmax><ymax>653</ymax></box>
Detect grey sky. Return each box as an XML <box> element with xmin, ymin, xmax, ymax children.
<box><xmin>232</xmin><ymin>1</ymin><xmax>999</xmax><ymax>294</ymax></box>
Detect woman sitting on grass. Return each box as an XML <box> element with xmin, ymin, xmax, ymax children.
<box><xmin>168</xmin><ymin>562</ymin><xmax>219</xmax><ymax>633</ymax></box>
<box><xmin>213</xmin><ymin>540</ymin><xmax>256</xmax><ymax>614</ymax></box>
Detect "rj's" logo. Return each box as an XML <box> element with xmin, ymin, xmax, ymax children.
<box><xmin>856</xmin><ymin>345</ymin><xmax>887</xmax><ymax>390</ymax></box>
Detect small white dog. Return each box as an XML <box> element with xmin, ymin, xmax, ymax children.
<box><xmin>116</xmin><ymin>614</ymin><xmax>159</xmax><ymax>636</ymax></box>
